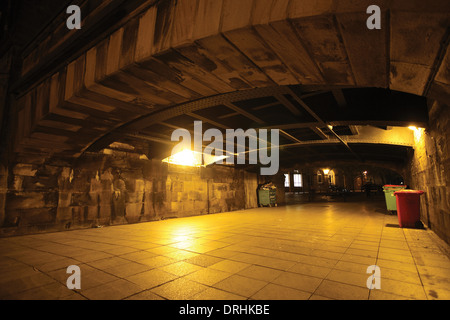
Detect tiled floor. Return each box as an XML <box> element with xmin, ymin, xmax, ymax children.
<box><xmin>1</xmin><ymin>196</ymin><xmax>450</xmax><ymax>300</ymax></box>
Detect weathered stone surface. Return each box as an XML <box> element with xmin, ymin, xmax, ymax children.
<box><xmin>0</xmin><ymin>164</ymin><xmax>7</xmax><ymax>227</ymax></box>
<box><xmin>8</xmin><ymin>1</ymin><xmax>449</xmax><ymax>162</ymax></box>
<box><xmin>1</xmin><ymin>0</ymin><xmax>448</xmax><ymax>246</ymax></box>
<box><xmin>0</xmin><ymin>149</ymin><xmax>259</xmax><ymax>235</ymax></box>
<box><xmin>407</xmin><ymin>101</ymin><xmax>450</xmax><ymax>244</ymax></box>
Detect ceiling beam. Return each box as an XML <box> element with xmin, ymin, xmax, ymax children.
<box><xmin>125</xmin><ymin>133</ymin><xmax>174</xmax><ymax>145</ymax></box>
<box><xmin>223</xmin><ymin>101</ymin><xmax>265</xmax><ymax>124</ymax></box>
<box><xmin>286</xmin><ymin>87</ymin><xmax>361</xmax><ymax>161</ymax></box>
<box><xmin>252</xmin><ymin>101</ymin><xmax>284</xmax><ymax>111</ymax></box>
<box><xmin>160</xmin><ymin>117</ymin><xmax>263</xmax><ymax>153</ymax></box>
<box><xmin>274</xmin><ymin>94</ymin><xmax>302</xmax><ymax>116</ymax></box>
<box><xmin>186</xmin><ymin>112</ymin><xmax>229</xmax><ymax>129</ymax></box>
<box><xmin>331</xmin><ymin>89</ymin><xmax>347</xmax><ymax>108</ymax></box>
<box><xmin>280</xmin><ymin>152</ymin><xmax>409</xmax><ymax>161</ymax></box>
<box><xmin>279</xmin><ymin>130</ymin><xmax>302</xmax><ymax>143</ymax></box>
<box><xmin>349</xmin><ymin>126</ymin><xmax>359</xmax><ymax>135</ymax></box>
<box><xmin>218</xmin><ymin>112</ymin><xmax>240</xmax><ymax>119</ymax></box>
<box><xmin>311</xmin><ymin>127</ymin><xmax>329</xmax><ymax>140</ymax></box>
<box><xmin>261</xmin><ymin>122</ymin><xmax>322</xmax><ymax>130</ymax></box>
<box><xmin>285</xmin><ymin>87</ymin><xmax>327</xmax><ymax>124</ymax></box>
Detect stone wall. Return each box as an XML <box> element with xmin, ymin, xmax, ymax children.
<box><xmin>0</xmin><ymin>164</ymin><xmax>7</xmax><ymax>227</ymax></box>
<box><xmin>0</xmin><ymin>150</ymin><xmax>259</xmax><ymax>236</ymax></box>
<box><xmin>407</xmin><ymin>101</ymin><xmax>450</xmax><ymax>244</ymax></box>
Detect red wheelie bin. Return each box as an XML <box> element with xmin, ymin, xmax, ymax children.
<box><xmin>393</xmin><ymin>190</ymin><xmax>424</xmax><ymax>228</ymax></box>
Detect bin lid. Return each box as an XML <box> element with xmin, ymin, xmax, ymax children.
<box><xmin>394</xmin><ymin>190</ymin><xmax>424</xmax><ymax>195</ymax></box>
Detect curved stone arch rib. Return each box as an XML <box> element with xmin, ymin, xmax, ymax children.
<box><xmin>12</xmin><ymin>0</ymin><xmax>450</xmax><ymax>161</ymax></box>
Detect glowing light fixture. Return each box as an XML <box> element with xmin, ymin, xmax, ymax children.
<box><xmin>323</xmin><ymin>168</ymin><xmax>330</xmax><ymax>175</ymax></box>
<box><xmin>408</xmin><ymin>126</ymin><xmax>424</xmax><ymax>141</ymax></box>
<box><xmin>162</xmin><ymin>149</ymin><xmax>201</xmax><ymax>167</ymax></box>
<box><xmin>203</xmin><ymin>153</ymin><xmax>228</xmax><ymax>166</ymax></box>
<box><xmin>162</xmin><ymin>149</ymin><xmax>228</xmax><ymax>167</ymax></box>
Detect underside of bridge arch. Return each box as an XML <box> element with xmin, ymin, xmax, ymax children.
<box><xmin>0</xmin><ymin>0</ymin><xmax>449</xmax><ymax>242</ymax></box>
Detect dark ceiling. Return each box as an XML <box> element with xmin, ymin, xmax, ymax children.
<box><xmin>100</xmin><ymin>85</ymin><xmax>428</xmax><ymax>168</ymax></box>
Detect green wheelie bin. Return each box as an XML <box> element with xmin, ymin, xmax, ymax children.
<box><xmin>258</xmin><ymin>182</ymin><xmax>277</xmax><ymax>207</ymax></box>
<box><xmin>383</xmin><ymin>185</ymin><xmax>406</xmax><ymax>212</ymax></box>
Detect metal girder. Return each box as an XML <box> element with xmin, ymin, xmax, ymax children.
<box><xmin>311</xmin><ymin>127</ymin><xmax>329</xmax><ymax>139</ymax></box>
<box><xmin>222</xmin><ymin>101</ymin><xmax>301</xmax><ymax>144</ymax></box>
<box><xmin>279</xmin><ymin>130</ymin><xmax>302</xmax><ymax>143</ymax></box>
<box><xmin>223</xmin><ymin>101</ymin><xmax>265</xmax><ymax>124</ymax></box>
<box><xmin>280</xmin><ymin>138</ymin><xmax>413</xmax><ymax>148</ymax></box>
<box><xmin>349</xmin><ymin>126</ymin><xmax>359</xmax><ymax>135</ymax></box>
<box><xmin>126</xmin><ymin>133</ymin><xmax>174</xmax><ymax>145</ymax></box>
<box><xmin>261</xmin><ymin>122</ymin><xmax>322</xmax><ymax>130</ymax></box>
<box><xmin>328</xmin><ymin>120</ymin><xmax>428</xmax><ymax>128</ymax></box>
<box><xmin>84</xmin><ymin>86</ymin><xmax>334</xmax><ymax>152</ymax></box>
<box><xmin>274</xmin><ymin>94</ymin><xmax>302</xmax><ymax>116</ymax></box>
<box><xmin>279</xmin><ymin>151</ymin><xmax>411</xmax><ymax>165</ymax></box>
<box><xmin>186</xmin><ymin>112</ymin><xmax>229</xmax><ymax>129</ymax></box>
<box><xmin>331</xmin><ymin>89</ymin><xmax>347</xmax><ymax>108</ymax></box>
<box><xmin>278</xmin><ymin>126</ymin><xmax>415</xmax><ymax>148</ymax></box>
<box><xmin>285</xmin><ymin>87</ymin><xmax>361</xmax><ymax>161</ymax></box>
<box><xmin>84</xmin><ymin>85</ymin><xmax>421</xmax><ymax>158</ymax></box>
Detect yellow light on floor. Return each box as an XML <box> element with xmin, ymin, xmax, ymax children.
<box><xmin>408</xmin><ymin>126</ymin><xmax>418</xmax><ymax>131</ymax></box>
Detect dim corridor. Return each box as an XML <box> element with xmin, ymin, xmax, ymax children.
<box><xmin>1</xmin><ymin>199</ymin><xmax>449</xmax><ymax>300</ymax></box>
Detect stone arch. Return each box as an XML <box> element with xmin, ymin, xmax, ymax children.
<box><xmin>12</xmin><ymin>0</ymin><xmax>450</xmax><ymax>162</ymax></box>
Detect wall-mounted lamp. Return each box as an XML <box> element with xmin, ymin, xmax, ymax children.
<box><xmin>162</xmin><ymin>149</ymin><xmax>202</xmax><ymax>167</ymax></box>
<box><xmin>408</xmin><ymin>126</ymin><xmax>424</xmax><ymax>141</ymax></box>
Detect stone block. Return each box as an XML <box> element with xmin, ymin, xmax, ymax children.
<box><xmin>188</xmin><ymin>191</ymin><xmax>201</xmax><ymax>201</ymax></box>
<box><xmin>0</xmin><ymin>191</ymin><xmax>5</xmax><ymax>227</ymax></box>
<box><xmin>71</xmin><ymin>192</ymin><xmax>91</xmax><ymax>206</ymax></box>
<box><xmin>170</xmin><ymin>201</ymin><xmax>179</xmax><ymax>212</ymax></box>
<box><xmin>19</xmin><ymin>208</ymin><xmax>55</xmax><ymax>225</ymax></box>
<box><xmin>71</xmin><ymin>206</ymin><xmax>84</xmax><ymax>224</ymax></box>
<box><xmin>7</xmin><ymin>192</ymin><xmax>46</xmax><ymax>210</ymax></box>
<box><xmin>179</xmin><ymin>192</ymin><xmax>188</xmax><ymax>202</ymax></box>
<box><xmin>13</xmin><ymin>164</ymin><xmax>37</xmax><ymax>176</ymax></box>
<box><xmin>56</xmin><ymin>206</ymin><xmax>72</xmax><ymax>222</ymax></box>
<box><xmin>128</xmin><ymin>191</ymin><xmax>144</xmax><ymax>203</ymax></box>
<box><xmin>86</xmin><ymin>206</ymin><xmax>99</xmax><ymax>221</ymax></box>
<box><xmin>194</xmin><ymin>200</ymin><xmax>207</xmax><ymax>212</ymax></box>
<box><xmin>100</xmin><ymin>190</ymin><xmax>113</xmax><ymax>203</ymax></box>
<box><xmin>126</xmin><ymin>202</ymin><xmax>143</xmax><ymax>223</ymax></box>
<box><xmin>99</xmin><ymin>205</ymin><xmax>112</xmax><ymax>219</ymax></box>
<box><xmin>172</xmin><ymin>181</ymin><xmax>184</xmax><ymax>192</ymax></box>
<box><xmin>182</xmin><ymin>200</ymin><xmax>194</xmax><ymax>212</ymax></box>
